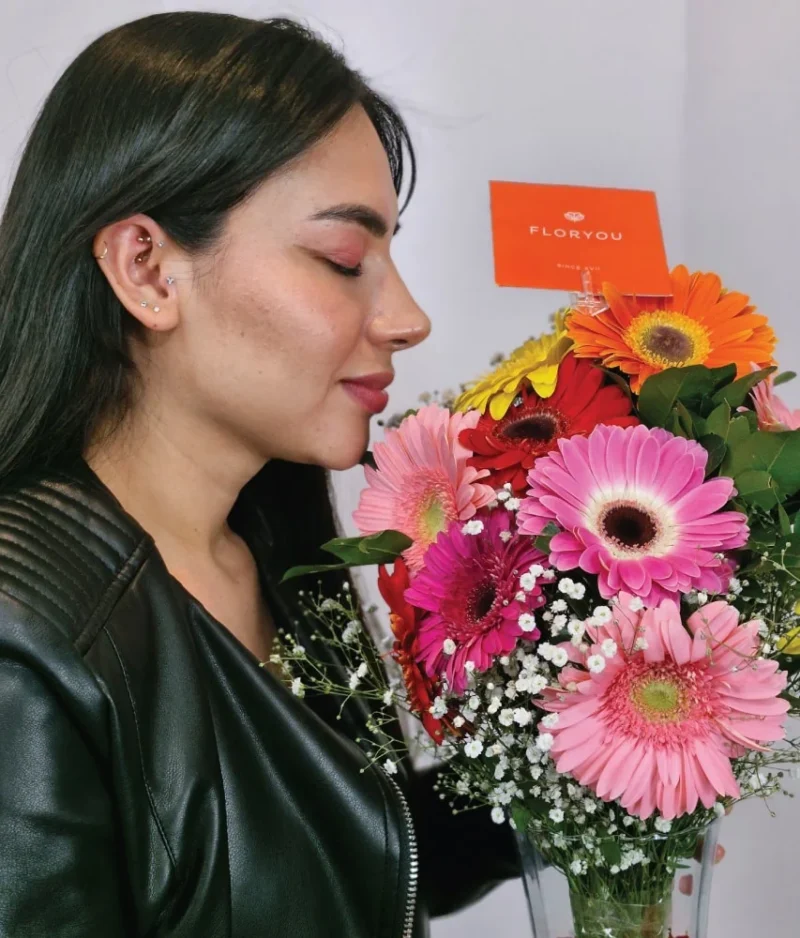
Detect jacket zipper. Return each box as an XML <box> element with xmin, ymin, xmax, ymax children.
<box><xmin>383</xmin><ymin>771</ymin><xmax>419</xmax><ymax>938</ymax></box>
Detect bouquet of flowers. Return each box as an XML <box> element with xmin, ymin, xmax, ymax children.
<box><xmin>276</xmin><ymin>266</ymin><xmax>800</xmax><ymax>938</ymax></box>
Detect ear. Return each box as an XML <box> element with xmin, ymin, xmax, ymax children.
<box><xmin>92</xmin><ymin>214</ymin><xmax>181</xmax><ymax>332</ymax></box>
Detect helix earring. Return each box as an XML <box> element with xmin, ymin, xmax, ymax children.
<box><xmin>95</xmin><ymin>237</ymin><xmax>164</xmax><ymax>261</ymax></box>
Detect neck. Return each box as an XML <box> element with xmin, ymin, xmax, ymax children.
<box><xmin>84</xmin><ymin>406</ymin><xmax>266</xmax><ymax>563</ymax></box>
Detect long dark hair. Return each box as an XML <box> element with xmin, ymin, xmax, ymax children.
<box><xmin>0</xmin><ymin>12</ymin><xmax>415</xmax><ymax>557</ymax></box>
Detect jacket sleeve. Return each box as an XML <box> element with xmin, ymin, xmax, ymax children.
<box><xmin>0</xmin><ymin>657</ymin><xmax>130</xmax><ymax>937</ymax></box>
<box><xmin>408</xmin><ymin>763</ymin><xmax>521</xmax><ymax>917</ymax></box>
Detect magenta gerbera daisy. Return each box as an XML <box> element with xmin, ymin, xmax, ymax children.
<box><xmin>517</xmin><ymin>424</ymin><xmax>749</xmax><ymax>604</ymax></box>
<box><xmin>404</xmin><ymin>509</ymin><xmax>548</xmax><ymax>694</ymax></box>
<box><xmin>353</xmin><ymin>404</ymin><xmax>495</xmax><ymax>572</ymax></box>
<box><xmin>540</xmin><ymin>594</ymin><xmax>789</xmax><ymax>819</ymax></box>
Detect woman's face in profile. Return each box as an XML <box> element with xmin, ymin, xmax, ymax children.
<box><xmin>165</xmin><ymin>105</ymin><xmax>430</xmax><ymax>472</ymax></box>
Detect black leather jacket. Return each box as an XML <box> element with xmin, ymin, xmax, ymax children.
<box><xmin>0</xmin><ymin>460</ymin><xmax>519</xmax><ymax>937</ymax></box>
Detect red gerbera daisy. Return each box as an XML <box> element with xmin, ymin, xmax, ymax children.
<box><xmin>378</xmin><ymin>558</ymin><xmax>458</xmax><ymax>744</ymax></box>
<box><xmin>458</xmin><ymin>353</ymin><xmax>639</xmax><ymax>494</ymax></box>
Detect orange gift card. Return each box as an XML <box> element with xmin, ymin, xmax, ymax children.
<box><xmin>490</xmin><ymin>181</ymin><xmax>672</xmax><ymax>296</ymax></box>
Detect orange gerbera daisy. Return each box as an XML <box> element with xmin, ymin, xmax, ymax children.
<box><xmin>566</xmin><ymin>265</ymin><xmax>776</xmax><ymax>394</ymax></box>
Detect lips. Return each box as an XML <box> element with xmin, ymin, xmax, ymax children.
<box><xmin>341</xmin><ymin>371</ymin><xmax>393</xmax><ymax>415</ymax></box>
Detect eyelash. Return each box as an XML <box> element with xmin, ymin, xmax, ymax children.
<box><xmin>326</xmin><ymin>259</ymin><xmax>363</xmax><ymax>278</ymax></box>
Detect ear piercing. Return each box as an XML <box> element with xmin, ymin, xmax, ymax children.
<box><xmin>135</xmin><ymin>234</ymin><xmax>163</xmax><ymax>264</ymax></box>
<box><xmin>94</xmin><ymin>235</ymin><xmax>165</xmax><ymax>260</ymax></box>
<box><xmin>94</xmin><ymin>234</ymin><xmax>170</xmax><ymax>312</ymax></box>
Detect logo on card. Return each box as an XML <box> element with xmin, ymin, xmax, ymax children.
<box><xmin>564</xmin><ymin>211</ymin><xmax>584</xmax><ymax>222</ymax></box>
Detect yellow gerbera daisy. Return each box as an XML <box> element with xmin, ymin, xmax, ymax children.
<box><xmin>454</xmin><ymin>319</ymin><xmax>573</xmax><ymax>419</ymax></box>
<box><xmin>778</xmin><ymin>625</ymin><xmax>800</xmax><ymax>655</ymax></box>
<box><xmin>778</xmin><ymin>608</ymin><xmax>800</xmax><ymax>654</ymax></box>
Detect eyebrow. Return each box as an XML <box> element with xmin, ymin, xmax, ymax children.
<box><xmin>309</xmin><ymin>203</ymin><xmax>401</xmax><ymax>237</ymax></box>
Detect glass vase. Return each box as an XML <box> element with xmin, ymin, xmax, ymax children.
<box><xmin>515</xmin><ymin>819</ymin><xmax>722</xmax><ymax>938</ymax></box>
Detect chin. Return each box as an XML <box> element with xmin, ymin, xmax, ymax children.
<box><xmin>313</xmin><ymin>428</ymin><xmax>371</xmax><ymax>472</ymax></box>
<box><xmin>321</xmin><ymin>448</ymin><xmax>369</xmax><ymax>472</ymax></box>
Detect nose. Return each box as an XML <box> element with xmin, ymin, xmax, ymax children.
<box><xmin>368</xmin><ymin>264</ymin><xmax>431</xmax><ymax>352</ymax></box>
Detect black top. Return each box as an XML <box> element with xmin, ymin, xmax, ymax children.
<box><xmin>0</xmin><ymin>459</ymin><xmax>518</xmax><ymax>937</ymax></box>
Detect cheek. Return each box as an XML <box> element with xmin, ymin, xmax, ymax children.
<box><xmin>219</xmin><ymin>266</ymin><xmax>366</xmax><ymax>388</ymax></box>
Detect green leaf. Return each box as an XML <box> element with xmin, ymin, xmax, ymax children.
<box><xmin>711</xmin><ymin>366</ymin><xmax>776</xmax><ymax>408</ymax></box>
<box><xmin>778</xmin><ymin>503</ymin><xmax>793</xmax><ymax>535</ymax></box>
<box><xmin>322</xmin><ymin>530</ymin><xmax>414</xmax><ymax>563</ymax></box>
<box><xmin>534</xmin><ymin>521</ymin><xmax>560</xmax><ymax>554</ymax></box>
<box><xmin>674</xmin><ymin>401</ymin><xmax>695</xmax><ymax>438</ymax></box>
<box><xmin>281</xmin><ymin>529</ymin><xmax>413</xmax><ymax>582</ymax></box>
<box><xmin>747</xmin><ymin>523</ymin><xmax>778</xmax><ymax>551</ymax></box>
<box><xmin>728</xmin><ymin>413</ymin><xmax>756</xmax><ymax>445</ymax></box>
<box><xmin>697</xmin><ymin>433</ymin><xmax>727</xmax><ymax>476</ymax></box>
<box><xmin>709</xmin><ymin>363</ymin><xmax>739</xmax><ymax>390</ymax></box>
<box><xmin>511</xmin><ymin>802</ymin><xmax>534</xmax><ymax>835</ymax></box>
<box><xmin>704</xmin><ymin>401</ymin><xmax>732</xmax><ymax>439</ymax></box>
<box><xmin>725</xmin><ymin>430</ymin><xmax>800</xmax><ymax>499</ymax></box>
<box><xmin>719</xmin><ymin>416</ymin><xmax>754</xmax><ymax>475</ymax></box>
<box><xmin>281</xmin><ymin>561</ymin><xmax>354</xmax><ymax>581</ymax></box>
<box><xmin>777</xmin><ymin>522</ymin><xmax>800</xmax><ymax>572</ymax></box>
<box><xmin>359</xmin><ymin>449</ymin><xmax>377</xmax><ymax>470</ymax></box>
<box><xmin>732</xmin><ymin>469</ymin><xmax>781</xmax><ymax>509</ymax></box>
<box><xmin>729</xmin><ymin>415</ymin><xmax>754</xmax><ymax>445</ymax></box>
<box><xmin>664</xmin><ymin>410</ymin><xmax>685</xmax><ymax>438</ymax></box>
<box><xmin>774</xmin><ymin>371</ymin><xmax>797</xmax><ymax>387</ymax></box>
<box><xmin>743</xmin><ymin>409</ymin><xmax>759</xmax><ymax>432</ymax></box>
<box><xmin>637</xmin><ymin>364</ymin><xmax>736</xmax><ymax>428</ymax></box>
<box><xmin>600</xmin><ymin>838</ymin><xmax>622</xmax><ymax>867</ymax></box>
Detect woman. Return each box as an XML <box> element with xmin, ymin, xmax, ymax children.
<box><xmin>0</xmin><ymin>12</ymin><xmax>519</xmax><ymax>938</ymax></box>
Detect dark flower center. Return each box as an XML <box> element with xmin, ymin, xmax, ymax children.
<box><xmin>468</xmin><ymin>582</ymin><xmax>497</xmax><ymax>622</ymax></box>
<box><xmin>601</xmin><ymin>503</ymin><xmax>658</xmax><ymax>550</ymax></box>
<box><xmin>643</xmin><ymin>325</ymin><xmax>693</xmax><ymax>364</ymax></box>
<box><xmin>502</xmin><ymin>412</ymin><xmax>558</xmax><ymax>443</ymax></box>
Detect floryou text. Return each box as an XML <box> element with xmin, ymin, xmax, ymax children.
<box><xmin>529</xmin><ymin>225</ymin><xmax>622</xmax><ymax>241</ymax></box>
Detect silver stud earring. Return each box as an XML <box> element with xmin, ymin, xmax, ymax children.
<box><xmin>166</xmin><ymin>276</ymin><xmax>175</xmax><ymax>285</ymax></box>
<box><xmin>157</xmin><ymin>241</ymin><xmax>164</xmax><ymax>248</ymax></box>
<box><xmin>140</xmin><ymin>301</ymin><xmax>148</xmax><ymax>307</ymax></box>
<box><xmin>153</xmin><ymin>306</ymin><xmax>160</xmax><ymax>313</ymax></box>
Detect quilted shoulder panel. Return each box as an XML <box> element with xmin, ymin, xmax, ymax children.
<box><xmin>0</xmin><ymin>471</ymin><xmax>153</xmax><ymax>653</ymax></box>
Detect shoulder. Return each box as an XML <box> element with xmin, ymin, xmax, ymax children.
<box><xmin>0</xmin><ymin>464</ymin><xmax>154</xmax><ymax>656</ymax></box>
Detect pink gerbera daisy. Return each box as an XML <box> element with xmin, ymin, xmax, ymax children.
<box><xmin>517</xmin><ymin>424</ymin><xmax>749</xmax><ymax>604</ymax></box>
<box><xmin>353</xmin><ymin>404</ymin><xmax>495</xmax><ymax>572</ymax></box>
<box><xmin>405</xmin><ymin>509</ymin><xmax>548</xmax><ymax>694</ymax></box>
<box><xmin>751</xmin><ymin>374</ymin><xmax>800</xmax><ymax>431</ymax></box>
<box><xmin>541</xmin><ymin>594</ymin><xmax>789</xmax><ymax>819</ymax></box>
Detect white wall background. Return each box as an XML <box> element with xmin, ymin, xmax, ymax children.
<box><xmin>1</xmin><ymin>1</ymin><xmax>798</xmax><ymax>935</ymax></box>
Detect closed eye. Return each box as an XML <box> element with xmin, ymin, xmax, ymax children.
<box><xmin>326</xmin><ymin>259</ymin><xmax>363</xmax><ymax>278</ymax></box>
